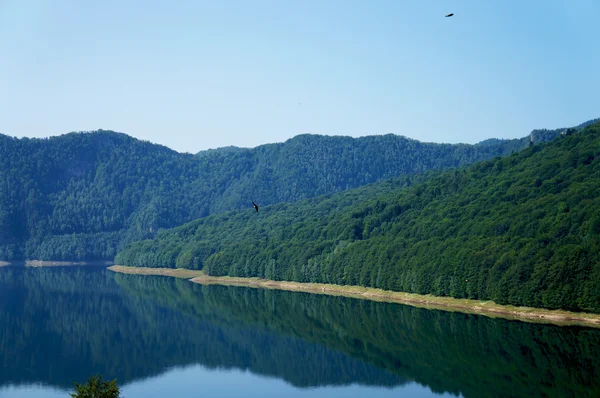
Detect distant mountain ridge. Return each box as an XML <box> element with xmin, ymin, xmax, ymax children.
<box><xmin>476</xmin><ymin>118</ymin><xmax>598</xmax><ymax>147</ymax></box>
<box><xmin>0</xmin><ymin>119</ymin><xmax>596</xmax><ymax>260</ymax></box>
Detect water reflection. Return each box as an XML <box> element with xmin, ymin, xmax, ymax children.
<box><xmin>118</xmin><ymin>274</ymin><xmax>600</xmax><ymax>397</ymax></box>
<box><xmin>120</xmin><ymin>365</ymin><xmax>457</xmax><ymax>398</ymax></box>
<box><xmin>0</xmin><ymin>267</ymin><xmax>402</xmax><ymax>392</ymax></box>
<box><xmin>1</xmin><ymin>266</ymin><xmax>600</xmax><ymax>397</ymax></box>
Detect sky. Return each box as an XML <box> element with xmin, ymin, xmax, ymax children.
<box><xmin>0</xmin><ymin>0</ymin><xmax>598</xmax><ymax>153</ymax></box>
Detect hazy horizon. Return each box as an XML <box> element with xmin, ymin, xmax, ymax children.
<box><xmin>1</xmin><ymin>1</ymin><xmax>598</xmax><ymax>153</ymax></box>
<box><xmin>2</xmin><ymin>118</ymin><xmax>597</xmax><ymax>155</ymax></box>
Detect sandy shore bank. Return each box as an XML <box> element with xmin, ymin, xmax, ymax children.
<box><xmin>108</xmin><ymin>265</ymin><xmax>205</xmax><ymax>279</ymax></box>
<box><xmin>108</xmin><ymin>265</ymin><xmax>600</xmax><ymax>329</ymax></box>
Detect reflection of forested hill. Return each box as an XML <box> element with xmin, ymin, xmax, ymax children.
<box><xmin>116</xmin><ymin>274</ymin><xmax>600</xmax><ymax>398</ymax></box>
<box><xmin>0</xmin><ymin>267</ymin><xmax>402</xmax><ymax>389</ymax></box>
<box><xmin>3</xmin><ymin>266</ymin><xmax>599</xmax><ymax>397</ymax></box>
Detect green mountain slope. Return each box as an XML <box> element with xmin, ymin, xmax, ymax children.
<box><xmin>116</xmin><ymin>121</ymin><xmax>600</xmax><ymax>313</ymax></box>
<box><xmin>2</xmin><ymin>121</ymin><xmax>582</xmax><ymax>261</ymax></box>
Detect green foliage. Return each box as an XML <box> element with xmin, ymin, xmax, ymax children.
<box><xmin>70</xmin><ymin>375</ymin><xmax>120</xmax><ymax>398</ymax></box>
<box><xmin>118</xmin><ymin>122</ymin><xmax>600</xmax><ymax>313</ymax></box>
<box><xmin>1</xmin><ymin>120</ymin><xmax>583</xmax><ymax>261</ymax></box>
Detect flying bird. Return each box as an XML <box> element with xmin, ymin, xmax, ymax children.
<box><xmin>445</xmin><ymin>13</ymin><xmax>454</xmax><ymax>17</ymax></box>
<box><xmin>252</xmin><ymin>201</ymin><xmax>259</xmax><ymax>213</ymax></box>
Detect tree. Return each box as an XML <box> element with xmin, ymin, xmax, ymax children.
<box><xmin>70</xmin><ymin>375</ymin><xmax>120</xmax><ymax>398</ymax></box>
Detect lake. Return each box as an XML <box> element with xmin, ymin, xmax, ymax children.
<box><xmin>1</xmin><ymin>266</ymin><xmax>599</xmax><ymax>397</ymax></box>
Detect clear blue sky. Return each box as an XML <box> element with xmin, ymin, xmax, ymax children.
<box><xmin>1</xmin><ymin>0</ymin><xmax>598</xmax><ymax>153</ymax></box>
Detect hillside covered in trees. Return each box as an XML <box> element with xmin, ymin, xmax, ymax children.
<box><xmin>3</xmin><ymin>120</ymin><xmax>590</xmax><ymax>261</ymax></box>
<box><xmin>116</xmin><ymin>121</ymin><xmax>600</xmax><ymax>313</ymax></box>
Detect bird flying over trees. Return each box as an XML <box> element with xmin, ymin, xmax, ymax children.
<box><xmin>252</xmin><ymin>202</ymin><xmax>259</xmax><ymax>213</ymax></box>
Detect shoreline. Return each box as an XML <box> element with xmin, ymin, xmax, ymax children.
<box><xmin>108</xmin><ymin>265</ymin><xmax>600</xmax><ymax>329</ymax></box>
<box><xmin>25</xmin><ymin>260</ymin><xmax>114</xmax><ymax>267</ymax></box>
<box><xmin>0</xmin><ymin>260</ymin><xmax>114</xmax><ymax>267</ymax></box>
<box><xmin>0</xmin><ymin>260</ymin><xmax>114</xmax><ymax>268</ymax></box>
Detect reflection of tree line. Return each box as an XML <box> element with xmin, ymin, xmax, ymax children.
<box><xmin>0</xmin><ymin>267</ymin><xmax>402</xmax><ymax>390</ymax></box>
<box><xmin>2</xmin><ymin>266</ymin><xmax>600</xmax><ymax>397</ymax></box>
<box><xmin>116</xmin><ymin>274</ymin><xmax>600</xmax><ymax>398</ymax></box>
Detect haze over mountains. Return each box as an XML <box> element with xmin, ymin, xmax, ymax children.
<box><xmin>3</xmin><ymin>120</ymin><xmax>593</xmax><ymax>261</ymax></box>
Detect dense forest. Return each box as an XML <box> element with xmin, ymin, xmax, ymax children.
<box><xmin>117</xmin><ymin>121</ymin><xmax>600</xmax><ymax>313</ymax></box>
<box><xmin>1</xmin><ymin>119</ymin><xmax>594</xmax><ymax>260</ymax></box>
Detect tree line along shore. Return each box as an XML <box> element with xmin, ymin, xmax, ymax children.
<box><xmin>108</xmin><ymin>265</ymin><xmax>600</xmax><ymax>329</ymax></box>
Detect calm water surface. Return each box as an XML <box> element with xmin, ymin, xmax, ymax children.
<box><xmin>1</xmin><ymin>266</ymin><xmax>599</xmax><ymax>397</ymax></box>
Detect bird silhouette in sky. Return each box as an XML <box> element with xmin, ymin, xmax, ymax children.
<box><xmin>445</xmin><ymin>13</ymin><xmax>454</xmax><ymax>17</ymax></box>
<box><xmin>252</xmin><ymin>201</ymin><xmax>259</xmax><ymax>213</ymax></box>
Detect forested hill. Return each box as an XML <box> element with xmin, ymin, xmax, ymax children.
<box><xmin>0</xmin><ymin>120</ymin><xmax>592</xmax><ymax>260</ymax></box>
<box><xmin>116</xmin><ymin>121</ymin><xmax>600</xmax><ymax>313</ymax></box>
